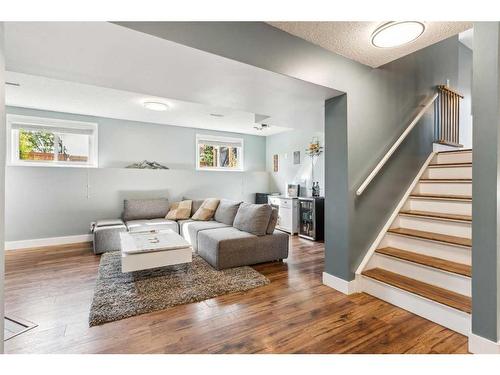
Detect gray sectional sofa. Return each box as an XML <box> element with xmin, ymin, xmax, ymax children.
<box><xmin>92</xmin><ymin>198</ymin><xmax>289</xmax><ymax>270</ymax></box>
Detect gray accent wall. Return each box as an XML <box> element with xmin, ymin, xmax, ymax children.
<box><xmin>5</xmin><ymin>107</ymin><xmax>268</xmax><ymax>242</ymax></box>
<box><xmin>0</xmin><ymin>22</ymin><xmax>6</xmax><ymax>352</ymax></box>
<box><xmin>471</xmin><ymin>22</ymin><xmax>500</xmax><ymax>343</ymax></box>
<box><xmin>118</xmin><ymin>22</ymin><xmax>460</xmax><ymax>280</ymax></box>
<box><xmin>265</xmin><ymin>129</ymin><xmax>325</xmax><ymax>196</ymax></box>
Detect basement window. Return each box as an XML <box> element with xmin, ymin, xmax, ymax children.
<box><xmin>196</xmin><ymin>134</ymin><xmax>244</xmax><ymax>171</ymax></box>
<box><xmin>7</xmin><ymin>114</ymin><xmax>98</xmax><ymax>168</ymax></box>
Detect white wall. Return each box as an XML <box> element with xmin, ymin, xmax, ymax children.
<box><xmin>5</xmin><ymin>106</ymin><xmax>269</xmax><ymax>242</ymax></box>
<box><xmin>266</xmin><ymin>129</ymin><xmax>325</xmax><ymax>197</ymax></box>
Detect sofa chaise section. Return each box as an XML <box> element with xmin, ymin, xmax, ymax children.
<box><xmin>197</xmin><ymin>227</ymin><xmax>289</xmax><ymax>270</ymax></box>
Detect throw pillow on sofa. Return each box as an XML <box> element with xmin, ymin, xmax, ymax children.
<box><xmin>266</xmin><ymin>207</ymin><xmax>279</xmax><ymax>234</ymax></box>
<box><xmin>122</xmin><ymin>198</ymin><xmax>169</xmax><ymax>221</ymax></box>
<box><xmin>166</xmin><ymin>200</ymin><xmax>192</xmax><ymax>220</ymax></box>
<box><xmin>214</xmin><ymin>199</ymin><xmax>242</xmax><ymax>225</ymax></box>
<box><xmin>182</xmin><ymin>197</ymin><xmax>205</xmax><ymax>217</ymax></box>
<box><xmin>192</xmin><ymin>198</ymin><xmax>220</xmax><ymax>221</ymax></box>
<box><xmin>233</xmin><ymin>203</ymin><xmax>272</xmax><ymax>236</ymax></box>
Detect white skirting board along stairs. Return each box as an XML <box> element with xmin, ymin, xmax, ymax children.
<box><xmin>357</xmin><ymin>149</ymin><xmax>472</xmax><ymax>337</ymax></box>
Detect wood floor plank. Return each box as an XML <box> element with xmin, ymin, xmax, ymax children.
<box><xmin>388</xmin><ymin>227</ymin><xmax>472</xmax><ymax>247</ymax></box>
<box><xmin>4</xmin><ymin>237</ymin><xmax>469</xmax><ymax>353</ymax></box>
<box><xmin>399</xmin><ymin>210</ymin><xmax>472</xmax><ymax>222</ymax></box>
<box><xmin>376</xmin><ymin>247</ymin><xmax>471</xmax><ymax>277</ymax></box>
<box><xmin>362</xmin><ymin>268</ymin><xmax>471</xmax><ymax>313</ymax></box>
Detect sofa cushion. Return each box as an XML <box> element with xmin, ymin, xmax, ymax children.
<box><xmin>166</xmin><ymin>200</ymin><xmax>192</xmax><ymax>220</ymax></box>
<box><xmin>126</xmin><ymin>218</ymin><xmax>179</xmax><ymax>233</ymax></box>
<box><xmin>183</xmin><ymin>221</ymin><xmax>230</xmax><ymax>251</ymax></box>
<box><xmin>192</xmin><ymin>198</ymin><xmax>220</xmax><ymax>221</ymax></box>
<box><xmin>233</xmin><ymin>203</ymin><xmax>272</xmax><ymax>236</ymax></box>
<box><xmin>197</xmin><ymin>227</ymin><xmax>289</xmax><ymax>270</ymax></box>
<box><xmin>123</xmin><ymin>198</ymin><xmax>169</xmax><ymax>221</ymax></box>
<box><xmin>183</xmin><ymin>197</ymin><xmax>205</xmax><ymax>217</ymax></box>
<box><xmin>214</xmin><ymin>199</ymin><xmax>242</xmax><ymax>225</ymax></box>
<box><xmin>266</xmin><ymin>208</ymin><xmax>279</xmax><ymax>234</ymax></box>
<box><xmin>178</xmin><ymin>219</ymin><xmax>194</xmax><ymax>234</ymax></box>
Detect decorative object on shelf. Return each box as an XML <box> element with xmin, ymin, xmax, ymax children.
<box><xmin>293</xmin><ymin>151</ymin><xmax>301</xmax><ymax>165</ymax></box>
<box><xmin>125</xmin><ymin>160</ymin><xmax>169</xmax><ymax>169</ymax></box>
<box><xmin>286</xmin><ymin>183</ymin><xmax>300</xmax><ymax>198</ymax></box>
<box><xmin>305</xmin><ymin>137</ymin><xmax>323</xmax><ymax>195</ymax></box>
<box><xmin>273</xmin><ymin>154</ymin><xmax>279</xmax><ymax>172</ymax></box>
<box><xmin>312</xmin><ymin>182</ymin><xmax>321</xmax><ymax>197</ymax></box>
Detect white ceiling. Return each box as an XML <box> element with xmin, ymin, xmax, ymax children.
<box><xmin>4</xmin><ymin>22</ymin><xmax>340</xmax><ymax>136</ymax></box>
<box><xmin>268</xmin><ymin>22</ymin><xmax>472</xmax><ymax>68</ymax></box>
<box><xmin>5</xmin><ymin>72</ymin><xmax>290</xmax><ymax>136</ymax></box>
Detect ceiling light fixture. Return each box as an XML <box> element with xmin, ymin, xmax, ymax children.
<box><xmin>210</xmin><ymin>113</ymin><xmax>224</xmax><ymax>118</ymax></box>
<box><xmin>143</xmin><ymin>101</ymin><xmax>169</xmax><ymax>111</ymax></box>
<box><xmin>371</xmin><ymin>21</ymin><xmax>425</xmax><ymax>48</ymax></box>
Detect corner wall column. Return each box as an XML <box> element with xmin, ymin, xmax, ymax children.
<box><xmin>470</xmin><ymin>22</ymin><xmax>500</xmax><ymax>353</ymax></box>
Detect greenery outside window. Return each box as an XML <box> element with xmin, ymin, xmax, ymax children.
<box><xmin>196</xmin><ymin>134</ymin><xmax>243</xmax><ymax>171</ymax></box>
<box><xmin>7</xmin><ymin>115</ymin><xmax>98</xmax><ymax>167</ymax></box>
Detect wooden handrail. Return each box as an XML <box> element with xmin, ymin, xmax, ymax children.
<box><xmin>356</xmin><ymin>93</ymin><xmax>439</xmax><ymax>196</ymax></box>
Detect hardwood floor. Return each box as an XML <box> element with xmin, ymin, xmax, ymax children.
<box><xmin>4</xmin><ymin>237</ymin><xmax>468</xmax><ymax>354</ymax></box>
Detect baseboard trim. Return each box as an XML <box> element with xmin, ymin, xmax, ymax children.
<box><xmin>322</xmin><ymin>272</ymin><xmax>358</xmax><ymax>295</ymax></box>
<box><xmin>5</xmin><ymin>234</ymin><xmax>92</xmax><ymax>251</ymax></box>
<box><xmin>468</xmin><ymin>333</ymin><xmax>500</xmax><ymax>354</ymax></box>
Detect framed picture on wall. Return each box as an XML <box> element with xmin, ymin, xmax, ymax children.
<box><xmin>293</xmin><ymin>151</ymin><xmax>300</xmax><ymax>165</ymax></box>
<box><xmin>273</xmin><ymin>154</ymin><xmax>279</xmax><ymax>172</ymax></box>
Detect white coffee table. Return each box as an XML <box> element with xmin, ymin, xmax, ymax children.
<box><xmin>120</xmin><ymin>229</ymin><xmax>192</xmax><ymax>272</ymax></box>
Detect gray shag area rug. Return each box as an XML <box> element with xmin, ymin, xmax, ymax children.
<box><xmin>89</xmin><ymin>251</ymin><xmax>269</xmax><ymax>326</ymax></box>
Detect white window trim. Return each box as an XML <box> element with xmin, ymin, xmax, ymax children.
<box><xmin>6</xmin><ymin>114</ymin><xmax>99</xmax><ymax>168</ymax></box>
<box><xmin>196</xmin><ymin>134</ymin><xmax>244</xmax><ymax>172</ymax></box>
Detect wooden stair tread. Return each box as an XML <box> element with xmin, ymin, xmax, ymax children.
<box><xmin>409</xmin><ymin>193</ymin><xmax>471</xmax><ymax>201</ymax></box>
<box><xmin>399</xmin><ymin>210</ymin><xmax>472</xmax><ymax>222</ymax></box>
<box><xmin>376</xmin><ymin>247</ymin><xmax>471</xmax><ymax>277</ymax></box>
<box><xmin>387</xmin><ymin>227</ymin><xmax>471</xmax><ymax>247</ymax></box>
<box><xmin>428</xmin><ymin>162</ymin><xmax>472</xmax><ymax>168</ymax></box>
<box><xmin>419</xmin><ymin>178</ymin><xmax>472</xmax><ymax>183</ymax></box>
<box><xmin>437</xmin><ymin>148</ymin><xmax>472</xmax><ymax>154</ymax></box>
<box><xmin>362</xmin><ymin>268</ymin><xmax>471</xmax><ymax>313</ymax></box>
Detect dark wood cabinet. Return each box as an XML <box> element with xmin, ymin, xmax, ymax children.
<box><xmin>298</xmin><ymin>197</ymin><xmax>324</xmax><ymax>241</ymax></box>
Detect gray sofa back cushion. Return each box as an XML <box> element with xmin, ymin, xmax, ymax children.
<box><xmin>233</xmin><ymin>203</ymin><xmax>272</xmax><ymax>236</ymax></box>
<box><xmin>214</xmin><ymin>199</ymin><xmax>242</xmax><ymax>225</ymax></box>
<box><xmin>266</xmin><ymin>208</ymin><xmax>279</xmax><ymax>234</ymax></box>
<box><xmin>183</xmin><ymin>197</ymin><xmax>205</xmax><ymax>217</ymax></box>
<box><xmin>122</xmin><ymin>198</ymin><xmax>169</xmax><ymax>221</ymax></box>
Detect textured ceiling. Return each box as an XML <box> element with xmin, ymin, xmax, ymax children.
<box><xmin>268</xmin><ymin>22</ymin><xmax>472</xmax><ymax>68</ymax></box>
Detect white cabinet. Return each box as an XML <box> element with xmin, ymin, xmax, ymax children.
<box><xmin>268</xmin><ymin>196</ymin><xmax>299</xmax><ymax>234</ymax></box>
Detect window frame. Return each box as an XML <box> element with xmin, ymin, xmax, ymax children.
<box><xmin>196</xmin><ymin>134</ymin><xmax>244</xmax><ymax>172</ymax></box>
<box><xmin>6</xmin><ymin>114</ymin><xmax>99</xmax><ymax>168</ymax></box>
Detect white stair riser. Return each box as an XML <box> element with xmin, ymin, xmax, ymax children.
<box><xmin>395</xmin><ymin>216</ymin><xmax>471</xmax><ymax>239</ymax></box>
<box><xmin>408</xmin><ymin>198</ymin><xmax>471</xmax><ymax>216</ymax></box>
<box><xmin>381</xmin><ymin>234</ymin><xmax>471</xmax><ymax>265</ymax></box>
<box><xmin>360</xmin><ymin>276</ymin><xmax>471</xmax><ymax>336</ymax></box>
<box><xmin>414</xmin><ymin>182</ymin><xmax>472</xmax><ymax>196</ymax></box>
<box><xmin>423</xmin><ymin>166</ymin><xmax>472</xmax><ymax>179</ymax></box>
<box><xmin>435</xmin><ymin>152</ymin><xmax>472</xmax><ymax>164</ymax></box>
<box><xmin>368</xmin><ymin>254</ymin><xmax>471</xmax><ymax>296</ymax></box>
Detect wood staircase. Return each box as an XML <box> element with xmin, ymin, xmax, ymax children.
<box><xmin>359</xmin><ymin>149</ymin><xmax>472</xmax><ymax>335</ymax></box>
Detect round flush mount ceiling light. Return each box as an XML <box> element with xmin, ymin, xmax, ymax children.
<box><xmin>371</xmin><ymin>21</ymin><xmax>425</xmax><ymax>48</ymax></box>
<box><xmin>143</xmin><ymin>101</ymin><xmax>169</xmax><ymax>111</ymax></box>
